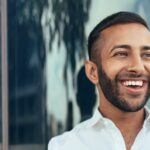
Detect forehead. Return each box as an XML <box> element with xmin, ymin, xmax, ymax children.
<box><xmin>100</xmin><ymin>23</ymin><xmax>150</xmax><ymax>46</ymax></box>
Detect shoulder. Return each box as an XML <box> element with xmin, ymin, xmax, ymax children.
<box><xmin>48</xmin><ymin>118</ymin><xmax>94</xmax><ymax>150</ymax></box>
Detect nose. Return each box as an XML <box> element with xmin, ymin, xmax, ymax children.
<box><xmin>127</xmin><ymin>55</ymin><xmax>145</xmax><ymax>74</ymax></box>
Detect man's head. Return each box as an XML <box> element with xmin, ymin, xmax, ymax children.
<box><xmin>88</xmin><ymin>11</ymin><xmax>149</xmax><ymax>62</ymax></box>
<box><xmin>85</xmin><ymin>11</ymin><xmax>150</xmax><ymax>112</ymax></box>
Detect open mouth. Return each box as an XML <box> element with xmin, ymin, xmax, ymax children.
<box><xmin>123</xmin><ymin>80</ymin><xmax>143</xmax><ymax>87</ymax></box>
<box><xmin>120</xmin><ymin>79</ymin><xmax>147</xmax><ymax>93</ymax></box>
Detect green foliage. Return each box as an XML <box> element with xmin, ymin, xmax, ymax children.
<box><xmin>49</xmin><ymin>0</ymin><xmax>91</xmax><ymax>79</ymax></box>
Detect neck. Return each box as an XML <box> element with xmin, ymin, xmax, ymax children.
<box><xmin>99</xmin><ymin>99</ymin><xmax>145</xmax><ymax>128</ymax></box>
<box><xmin>99</xmin><ymin>100</ymin><xmax>145</xmax><ymax>150</ymax></box>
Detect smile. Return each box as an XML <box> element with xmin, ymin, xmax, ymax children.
<box><xmin>120</xmin><ymin>79</ymin><xmax>148</xmax><ymax>93</ymax></box>
<box><xmin>123</xmin><ymin>80</ymin><xmax>143</xmax><ymax>87</ymax></box>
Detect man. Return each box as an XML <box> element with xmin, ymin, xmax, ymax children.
<box><xmin>48</xmin><ymin>11</ymin><xmax>150</xmax><ymax>150</ymax></box>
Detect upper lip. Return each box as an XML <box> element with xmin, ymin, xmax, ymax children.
<box><xmin>119</xmin><ymin>78</ymin><xmax>148</xmax><ymax>82</ymax></box>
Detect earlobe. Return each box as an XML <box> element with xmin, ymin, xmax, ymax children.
<box><xmin>85</xmin><ymin>61</ymin><xmax>99</xmax><ymax>84</ymax></box>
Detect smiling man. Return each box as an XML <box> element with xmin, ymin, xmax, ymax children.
<box><xmin>48</xmin><ymin>12</ymin><xmax>150</xmax><ymax>150</ymax></box>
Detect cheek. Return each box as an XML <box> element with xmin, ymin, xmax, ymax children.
<box><xmin>102</xmin><ymin>60</ymin><xmax>126</xmax><ymax>79</ymax></box>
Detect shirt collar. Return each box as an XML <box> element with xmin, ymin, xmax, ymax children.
<box><xmin>144</xmin><ymin>106</ymin><xmax>150</xmax><ymax>120</ymax></box>
<box><xmin>86</xmin><ymin>109</ymin><xmax>106</xmax><ymax>128</ymax></box>
<box><xmin>87</xmin><ymin>106</ymin><xmax>150</xmax><ymax>129</ymax></box>
<box><xmin>143</xmin><ymin>106</ymin><xmax>150</xmax><ymax>129</ymax></box>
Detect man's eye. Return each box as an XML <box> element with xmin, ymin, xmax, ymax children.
<box><xmin>114</xmin><ymin>52</ymin><xmax>128</xmax><ymax>57</ymax></box>
<box><xmin>143</xmin><ymin>53</ymin><xmax>150</xmax><ymax>59</ymax></box>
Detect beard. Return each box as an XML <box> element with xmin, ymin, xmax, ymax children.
<box><xmin>98</xmin><ymin>65</ymin><xmax>150</xmax><ymax>112</ymax></box>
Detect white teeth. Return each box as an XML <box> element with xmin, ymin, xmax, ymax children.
<box><xmin>123</xmin><ymin>81</ymin><xmax>143</xmax><ymax>86</ymax></box>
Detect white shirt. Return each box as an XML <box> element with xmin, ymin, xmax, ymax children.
<box><xmin>48</xmin><ymin>107</ymin><xmax>150</xmax><ymax>150</ymax></box>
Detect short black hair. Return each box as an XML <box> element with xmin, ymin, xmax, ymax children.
<box><xmin>88</xmin><ymin>11</ymin><xmax>149</xmax><ymax>61</ymax></box>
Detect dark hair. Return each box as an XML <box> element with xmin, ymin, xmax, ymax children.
<box><xmin>88</xmin><ymin>11</ymin><xmax>149</xmax><ymax>60</ymax></box>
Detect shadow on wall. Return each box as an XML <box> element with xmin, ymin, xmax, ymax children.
<box><xmin>76</xmin><ymin>66</ymin><xmax>97</xmax><ymax>122</ymax></box>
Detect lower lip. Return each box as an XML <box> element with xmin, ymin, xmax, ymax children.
<box><xmin>121</xmin><ymin>83</ymin><xmax>146</xmax><ymax>93</ymax></box>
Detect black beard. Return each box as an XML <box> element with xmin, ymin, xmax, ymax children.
<box><xmin>98</xmin><ymin>65</ymin><xmax>150</xmax><ymax>112</ymax></box>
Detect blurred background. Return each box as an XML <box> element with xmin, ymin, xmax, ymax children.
<box><xmin>1</xmin><ymin>0</ymin><xmax>150</xmax><ymax>150</ymax></box>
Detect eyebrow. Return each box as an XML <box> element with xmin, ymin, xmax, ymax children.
<box><xmin>141</xmin><ymin>46</ymin><xmax>150</xmax><ymax>51</ymax></box>
<box><xmin>109</xmin><ymin>44</ymin><xmax>131</xmax><ymax>53</ymax></box>
<box><xmin>110</xmin><ymin>44</ymin><xmax>150</xmax><ymax>54</ymax></box>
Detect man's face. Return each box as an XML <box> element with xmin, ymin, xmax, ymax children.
<box><xmin>96</xmin><ymin>23</ymin><xmax>150</xmax><ymax>112</ymax></box>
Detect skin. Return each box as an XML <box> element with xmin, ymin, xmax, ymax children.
<box><xmin>85</xmin><ymin>23</ymin><xmax>150</xmax><ymax>150</ymax></box>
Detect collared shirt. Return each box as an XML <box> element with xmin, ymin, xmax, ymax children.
<box><xmin>48</xmin><ymin>107</ymin><xmax>150</xmax><ymax>150</ymax></box>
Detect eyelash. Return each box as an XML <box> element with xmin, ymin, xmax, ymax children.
<box><xmin>143</xmin><ymin>53</ymin><xmax>150</xmax><ymax>59</ymax></box>
<box><xmin>113</xmin><ymin>52</ymin><xmax>128</xmax><ymax>57</ymax></box>
<box><xmin>113</xmin><ymin>52</ymin><xmax>150</xmax><ymax>59</ymax></box>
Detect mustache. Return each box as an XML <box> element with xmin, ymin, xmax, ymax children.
<box><xmin>116</xmin><ymin>72</ymin><xmax>150</xmax><ymax>81</ymax></box>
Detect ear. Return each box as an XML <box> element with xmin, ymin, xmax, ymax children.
<box><xmin>85</xmin><ymin>60</ymin><xmax>99</xmax><ymax>84</ymax></box>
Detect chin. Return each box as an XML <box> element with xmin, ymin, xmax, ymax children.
<box><xmin>118</xmin><ymin>103</ymin><xmax>145</xmax><ymax>112</ymax></box>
